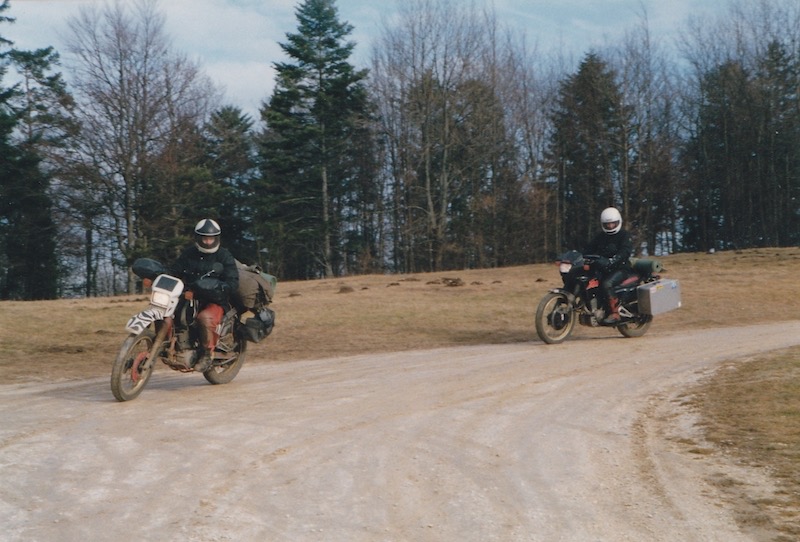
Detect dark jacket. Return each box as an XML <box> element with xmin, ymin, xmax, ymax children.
<box><xmin>170</xmin><ymin>245</ymin><xmax>239</xmax><ymax>305</ymax></box>
<box><xmin>584</xmin><ymin>229</ymin><xmax>633</xmax><ymax>272</ymax></box>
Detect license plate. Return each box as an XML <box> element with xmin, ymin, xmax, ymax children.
<box><xmin>125</xmin><ymin>308</ymin><xmax>163</xmax><ymax>335</ymax></box>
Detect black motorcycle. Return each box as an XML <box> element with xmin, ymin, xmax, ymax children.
<box><xmin>535</xmin><ymin>250</ymin><xmax>673</xmax><ymax>344</ymax></box>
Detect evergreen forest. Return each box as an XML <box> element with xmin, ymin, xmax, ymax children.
<box><xmin>1</xmin><ymin>0</ymin><xmax>799</xmax><ymax>298</ymax></box>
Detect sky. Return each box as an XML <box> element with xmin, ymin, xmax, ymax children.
<box><xmin>4</xmin><ymin>0</ymin><xmax>728</xmax><ymax>119</ymax></box>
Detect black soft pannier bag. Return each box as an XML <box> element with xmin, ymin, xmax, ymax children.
<box><xmin>240</xmin><ymin>308</ymin><xmax>275</xmax><ymax>343</ymax></box>
<box><xmin>131</xmin><ymin>258</ymin><xmax>167</xmax><ymax>280</ymax></box>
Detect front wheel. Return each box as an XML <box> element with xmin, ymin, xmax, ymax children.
<box><xmin>535</xmin><ymin>292</ymin><xmax>577</xmax><ymax>344</ymax></box>
<box><xmin>618</xmin><ymin>314</ymin><xmax>653</xmax><ymax>338</ymax></box>
<box><xmin>111</xmin><ymin>331</ymin><xmax>156</xmax><ymax>402</ymax></box>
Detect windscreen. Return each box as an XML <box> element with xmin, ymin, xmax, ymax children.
<box><xmin>154</xmin><ymin>275</ymin><xmax>180</xmax><ymax>291</ymax></box>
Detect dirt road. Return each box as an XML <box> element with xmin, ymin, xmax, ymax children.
<box><xmin>2</xmin><ymin>322</ymin><xmax>798</xmax><ymax>541</ymax></box>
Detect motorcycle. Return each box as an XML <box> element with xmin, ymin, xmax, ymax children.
<box><xmin>535</xmin><ymin>250</ymin><xmax>677</xmax><ymax>344</ymax></box>
<box><xmin>111</xmin><ymin>258</ymin><xmax>272</xmax><ymax>401</ymax></box>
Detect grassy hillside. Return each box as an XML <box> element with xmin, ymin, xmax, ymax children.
<box><xmin>2</xmin><ymin>247</ymin><xmax>799</xmax><ymax>381</ymax></box>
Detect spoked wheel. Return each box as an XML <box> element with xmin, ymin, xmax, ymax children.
<box><xmin>111</xmin><ymin>331</ymin><xmax>156</xmax><ymax>402</ymax></box>
<box><xmin>203</xmin><ymin>333</ymin><xmax>247</xmax><ymax>385</ymax></box>
<box><xmin>618</xmin><ymin>313</ymin><xmax>653</xmax><ymax>338</ymax></box>
<box><xmin>535</xmin><ymin>292</ymin><xmax>577</xmax><ymax>344</ymax></box>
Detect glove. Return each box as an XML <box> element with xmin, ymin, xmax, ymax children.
<box><xmin>193</xmin><ymin>277</ymin><xmax>228</xmax><ymax>305</ymax></box>
<box><xmin>596</xmin><ymin>256</ymin><xmax>610</xmax><ymax>269</ymax></box>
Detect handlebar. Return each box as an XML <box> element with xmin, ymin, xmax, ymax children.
<box><xmin>199</xmin><ymin>262</ymin><xmax>224</xmax><ymax>280</ymax></box>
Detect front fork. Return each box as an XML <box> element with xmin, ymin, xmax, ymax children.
<box><xmin>142</xmin><ymin>318</ymin><xmax>173</xmax><ymax>371</ymax></box>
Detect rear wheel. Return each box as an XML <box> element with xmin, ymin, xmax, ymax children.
<box><xmin>203</xmin><ymin>331</ymin><xmax>247</xmax><ymax>385</ymax></box>
<box><xmin>535</xmin><ymin>292</ymin><xmax>577</xmax><ymax>344</ymax></box>
<box><xmin>111</xmin><ymin>331</ymin><xmax>155</xmax><ymax>402</ymax></box>
<box><xmin>618</xmin><ymin>314</ymin><xmax>653</xmax><ymax>338</ymax></box>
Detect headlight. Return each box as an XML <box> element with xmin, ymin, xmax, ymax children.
<box><xmin>559</xmin><ymin>262</ymin><xmax>571</xmax><ymax>274</ymax></box>
<box><xmin>151</xmin><ymin>290</ymin><xmax>172</xmax><ymax>308</ymax></box>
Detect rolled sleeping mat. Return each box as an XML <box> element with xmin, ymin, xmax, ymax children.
<box><xmin>630</xmin><ymin>257</ymin><xmax>663</xmax><ymax>275</ymax></box>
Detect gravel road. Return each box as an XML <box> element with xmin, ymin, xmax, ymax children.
<box><xmin>3</xmin><ymin>322</ymin><xmax>799</xmax><ymax>542</ymax></box>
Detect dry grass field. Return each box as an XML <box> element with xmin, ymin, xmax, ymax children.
<box><xmin>3</xmin><ymin>246</ymin><xmax>798</xmax><ymax>382</ymax></box>
<box><xmin>2</xmin><ymin>247</ymin><xmax>800</xmax><ymax>536</ymax></box>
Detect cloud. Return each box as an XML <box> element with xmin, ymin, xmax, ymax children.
<box><xmin>205</xmin><ymin>59</ymin><xmax>275</xmax><ymax>119</ymax></box>
<box><xmin>160</xmin><ymin>0</ymin><xmax>292</xmax><ymax>60</ymax></box>
<box><xmin>5</xmin><ymin>0</ymin><xmax>730</xmax><ymax>119</ymax></box>
<box><xmin>6</xmin><ymin>0</ymin><xmax>294</xmax><ymax>117</ymax></box>
<box><xmin>486</xmin><ymin>0</ymin><xmax>725</xmax><ymax>56</ymax></box>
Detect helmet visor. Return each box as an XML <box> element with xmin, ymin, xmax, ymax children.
<box><xmin>195</xmin><ymin>234</ymin><xmax>220</xmax><ymax>253</ymax></box>
<box><xmin>602</xmin><ymin>220</ymin><xmax>620</xmax><ymax>232</ymax></box>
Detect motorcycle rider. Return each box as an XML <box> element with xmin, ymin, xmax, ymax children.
<box><xmin>169</xmin><ymin>218</ymin><xmax>239</xmax><ymax>371</ymax></box>
<box><xmin>584</xmin><ymin>207</ymin><xmax>633</xmax><ymax>324</ymax></box>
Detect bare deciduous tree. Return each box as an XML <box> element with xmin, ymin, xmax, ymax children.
<box><xmin>612</xmin><ymin>8</ymin><xmax>682</xmax><ymax>255</ymax></box>
<box><xmin>371</xmin><ymin>0</ymin><xmax>552</xmax><ymax>271</ymax></box>
<box><xmin>62</xmin><ymin>0</ymin><xmax>220</xmax><ymax>293</ymax></box>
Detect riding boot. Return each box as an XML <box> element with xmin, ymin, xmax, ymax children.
<box><xmin>193</xmin><ymin>348</ymin><xmax>213</xmax><ymax>372</ymax></box>
<box><xmin>602</xmin><ymin>297</ymin><xmax>621</xmax><ymax>324</ymax></box>
<box><xmin>192</xmin><ymin>323</ymin><xmax>214</xmax><ymax>372</ymax></box>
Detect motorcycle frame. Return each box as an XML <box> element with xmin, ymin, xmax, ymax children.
<box><xmin>557</xmin><ymin>253</ymin><xmax>646</xmax><ymax>322</ymax></box>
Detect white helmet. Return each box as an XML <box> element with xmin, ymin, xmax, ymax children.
<box><xmin>194</xmin><ymin>218</ymin><xmax>221</xmax><ymax>254</ymax></box>
<box><xmin>600</xmin><ymin>207</ymin><xmax>622</xmax><ymax>235</ymax></box>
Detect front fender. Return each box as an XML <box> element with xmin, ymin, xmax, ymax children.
<box><xmin>125</xmin><ymin>307</ymin><xmax>165</xmax><ymax>335</ymax></box>
<box><xmin>549</xmin><ymin>288</ymin><xmax>576</xmax><ymax>306</ymax></box>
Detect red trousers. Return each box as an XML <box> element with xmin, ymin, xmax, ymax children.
<box><xmin>196</xmin><ymin>303</ymin><xmax>224</xmax><ymax>351</ymax></box>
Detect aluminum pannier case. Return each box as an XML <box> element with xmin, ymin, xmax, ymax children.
<box><xmin>637</xmin><ymin>279</ymin><xmax>681</xmax><ymax>315</ymax></box>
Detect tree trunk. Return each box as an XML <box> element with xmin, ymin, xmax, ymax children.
<box><xmin>322</xmin><ymin>162</ymin><xmax>334</xmax><ymax>277</ymax></box>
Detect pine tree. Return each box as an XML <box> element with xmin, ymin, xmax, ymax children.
<box><xmin>549</xmin><ymin>53</ymin><xmax>627</xmax><ymax>249</ymax></box>
<box><xmin>202</xmin><ymin>106</ymin><xmax>258</xmax><ymax>263</ymax></box>
<box><xmin>683</xmin><ymin>60</ymin><xmax>754</xmax><ymax>251</ymax></box>
<box><xmin>257</xmin><ymin>0</ymin><xmax>374</xmax><ymax>279</ymax></box>
<box><xmin>0</xmin><ymin>1</ymin><xmax>62</xmax><ymax>299</ymax></box>
<box><xmin>753</xmin><ymin>40</ymin><xmax>800</xmax><ymax>246</ymax></box>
